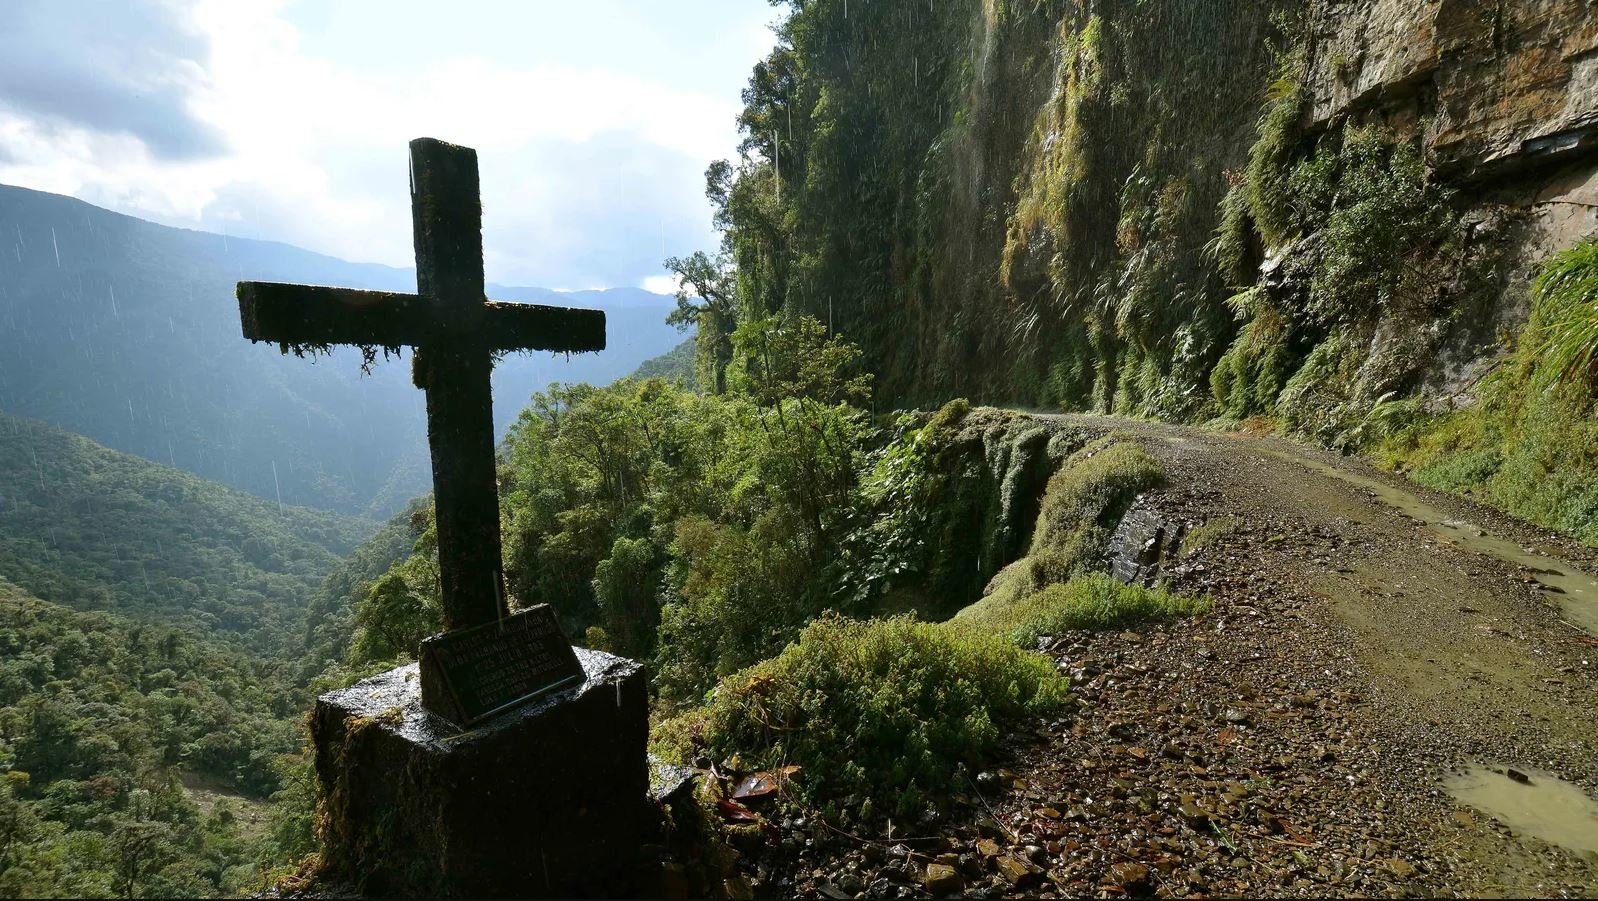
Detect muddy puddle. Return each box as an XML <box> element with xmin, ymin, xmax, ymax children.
<box><xmin>1445</xmin><ymin>763</ymin><xmax>1598</xmax><ymax>856</ymax></box>
<box><xmin>1258</xmin><ymin>447</ymin><xmax>1598</xmax><ymax>636</ymax></box>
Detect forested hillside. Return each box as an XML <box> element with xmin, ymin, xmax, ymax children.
<box><xmin>0</xmin><ymin>414</ymin><xmax>409</xmax><ymax>897</ymax></box>
<box><xmin>0</xmin><ymin>578</ymin><xmax>300</xmax><ymax>898</ymax></box>
<box><xmin>678</xmin><ymin>0</ymin><xmax>1598</xmax><ymax>541</ymax></box>
<box><xmin>0</xmin><ymin>184</ymin><xmax>686</xmax><ymax>516</ymax></box>
<box><xmin>0</xmin><ymin>411</ymin><xmax>372</xmax><ymax>652</ymax></box>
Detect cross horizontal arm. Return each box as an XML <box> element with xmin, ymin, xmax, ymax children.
<box><xmin>480</xmin><ymin>300</ymin><xmax>606</xmax><ymax>354</ymax></box>
<box><xmin>239</xmin><ymin>282</ymin><xmax>428</xmax><ymax>347</ymax></box>
<box><xmin>238</xmin><ymin>282</ymin><xmax>606</xmax><ymax>353</ymax></box>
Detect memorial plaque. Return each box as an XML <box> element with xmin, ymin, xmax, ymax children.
<box><xmin>418</xmin><ymin>604</ymin><xmax>585</xmax><ymax>728</ymax></box>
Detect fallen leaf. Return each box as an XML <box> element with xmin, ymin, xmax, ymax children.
<box><xmin>731</xmin><ymin>766</ymin><xmax>802</xmax><ymax>800</ymax></box>
<box><xmin>717</xmin><ymin>798</ymin><xmax>762</xmax><ymax>822</ymax></box>
<box><xmin>1280</xmin><ymin>819</ymin><xmax>1312</xmax><ymax>844</ymax></box>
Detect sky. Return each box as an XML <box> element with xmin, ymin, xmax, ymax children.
<box><xmin>0</xmin><ymin>0</ymin><xmax>779</xmax><ymax>291</ymax></box>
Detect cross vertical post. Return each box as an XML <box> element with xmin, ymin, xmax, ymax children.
<box><xmin>407</xmin><ymin>138</ymin><xmax>504</xmax><ymax>632</ymax></box>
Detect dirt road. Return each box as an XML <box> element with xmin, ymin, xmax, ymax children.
<box><xmin>995</xmin><ymin>415</ymin><xmax>1598</xmax><ymax>897</ymax></box>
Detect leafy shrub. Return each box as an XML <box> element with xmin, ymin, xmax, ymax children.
<box><xmin>654</xmin><ymin>513</ymin><xmax>820</xmax><ymax>704</ymax></box>
<box><xmin>1211</xmin><ymin>185</ymin><xmax>1260</xmax><ymax>288</ymax></box>
<box><xmin>966</xmin><ymin>574</ymin><xmax>1210</xmax><ymax>646</ymax></box>
<box><xmin>1304</xmin><ymin>128</ymin><xmax>1455</xmax><ymax>324</ymax></box>
<box><xmin>592</xmin><ymin>536</ymin><xmax>664</xmax><ymax>658</ymax></box>
<box><xmin>1245</xmin><ymin>66</ymin><xmax>1307</xmax><ymax>247</ymax></box>
<box><xmin>1211</xmin><ymin>303</ymin><xmax>1293</xmax><ymax>418</ymax></box>
<box><xmin>653</xmin><ymin>614</ymin><xmax>1068</xmax><ymax>817</ymax></box>
<box><xmin>345</xmin><ymin>556</ymin><xmax>441</xmax><ymax>667</ymax></box>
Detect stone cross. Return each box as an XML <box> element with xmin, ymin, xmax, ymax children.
<box><xmin>236</xmin><ymin>138</ymin><xmax>605</xmax><ymax>633</ymax></box>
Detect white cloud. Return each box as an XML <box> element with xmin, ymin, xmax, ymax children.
<box><xmin>639</xmin><ymin>273</ymin><xmax>682</xmax><ymax>296</ymax></box>
<box><xmin>0</xmin><ymin>0</ymin><xmax>771</xmax><ymax>288</ymax></box>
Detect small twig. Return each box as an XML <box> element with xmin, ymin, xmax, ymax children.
<box><xmin>965</xmin><ymin>772</ymin><xmax>1020</xmax><ymax>843</ymax></box>
<box><xmin>1260</xmin><ymin>834</ymin><xmax>1322</xmax><ymax>849</ymax></box>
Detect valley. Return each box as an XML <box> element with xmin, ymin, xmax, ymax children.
<box><xmin>0</xmin><ymin>184</ymin><xmax>685</xmax><ymax>517</ymax></box>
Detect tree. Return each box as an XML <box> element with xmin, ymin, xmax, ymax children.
<box><xmin>347</xmin><ymin>568</ymin><xmax>441</xmax><ymax>665</ymax></box>
<box><xmin>666</xmin><ymin>249</ymin><xmax>738</xmax><ymax>394</ymax></box>
<box><xmin>108</xmin><ymin>816</ymin><xmax>177</xmax><ymax>900</ymax></box>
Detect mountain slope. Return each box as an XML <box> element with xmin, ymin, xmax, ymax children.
<box><xmin>0</xmin><ymin>410</ymin><xmax>371</xmax><ymax>651</ymax></box>
<box><xmin>0</xmin><ymin>184</ymin><xmax>684</xmax><ymax>515</ymax></box>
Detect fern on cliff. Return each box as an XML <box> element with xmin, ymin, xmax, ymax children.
<box><xmin>1535</xmin><ymin>237</ymin><xmax>1598</xmax><ymax>388</ymax></box>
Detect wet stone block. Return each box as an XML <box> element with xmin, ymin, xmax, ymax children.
<box><xmin>311</xmin><ymin>649</ymin><xmax>649</xmax><ymax>898</ymax></box>
<box><xmin>1109</xmin><ymin>504</ymin><xmax>1185</xmax><ymax>586</ymax></box>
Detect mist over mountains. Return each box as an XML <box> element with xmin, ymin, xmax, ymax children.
<box><xmin>0</xmin><ymin>184</ymin><xmax>685</xmax><ymax>516</ymax></box>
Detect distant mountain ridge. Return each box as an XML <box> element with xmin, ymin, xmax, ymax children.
<box><xmin>0</xmin><ymin>183</ymin><xmax>684</xmax><ymax>515</ymax></box>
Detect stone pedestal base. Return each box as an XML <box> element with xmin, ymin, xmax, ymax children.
<box><xmin>311</xmin><ymin>648</ymin><xmax>649</xmax><ymax>898</ymax></box>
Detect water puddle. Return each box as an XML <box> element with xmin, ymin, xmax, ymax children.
<box><xmin>1257</xmin><ymin>447</ymin><xmax>1598</xmax><ymax>635</ymax></box>
<box><xmin>1445</xmin><ymin>763</ymin><xmax>1598</xmax><ymax>856</ymax></box>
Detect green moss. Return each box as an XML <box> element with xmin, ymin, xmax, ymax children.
<box><xmin>1181</xmin><ymin>514</ymin><xmax>1242</xmax><ymax>555</ymax></box>
<box><xmin>960</xmin><ymin>573</ymin><xmax>1210</xmax><ymax>645</ymax></box>
<box><xmin>851</xmin><ymin>405</ymin><xmax>1055</xmax><ymax>620</ymax></box>
<box><xmin>925</xmin><ymin>396</ymin><xmax>972</xmax><ymax>435</ymax></box>
<box><xmin>1030</xmin><ymin>440</ymin><xmax>1164</xmax><ymax>580</ymax></box>
<box><xmin>652</xmin><ymin>614</ymin><xmax>1067</xmax><ymax>817</ymax></box>
<box><xmin>955</xmin><ymin>438</ymin><xmax>1164</xmax><ymax>626</ymax></box>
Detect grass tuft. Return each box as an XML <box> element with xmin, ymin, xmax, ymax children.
<box><xmin>959</xmin><ymin>573</ymin><xmax>1210</xmax><ymax>646</ymax></box>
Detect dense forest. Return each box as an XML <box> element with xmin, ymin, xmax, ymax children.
<box><xmin>0</xmin><ymin>413</ymin><xmax>429</xmax><ymax>896</ymax></box>
<box><xmin>0</xmin><ymin>578</ymin><xmax>299</xmax><ymax>897</ymax></box>
<box><xmin>0</xmin><ymin>411</ymin><xmax>372</xmax><ymax>651</ymax></box>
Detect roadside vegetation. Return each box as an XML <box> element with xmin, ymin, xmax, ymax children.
<box><xmin>1378</xmin><ymin>239</ymin><xmax>1598</xmax><ymax>543</ymax></box>
<box><xmin>653</xmin><ymin>614</ymin><xmax>1068</xmax><ymax>819</ymax></box>
<box><xmin>325</xmin><ymin>310</ymin><xmax>1209</xmax><ymax>824</ymax></box>
<box><xmin>962</xmin><ymin>573</ymin><xmax>1209</xmax><ymax>648</ymax></box>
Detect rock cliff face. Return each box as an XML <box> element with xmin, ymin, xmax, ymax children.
<box><xmin>1283</xmin><ymin>0</ymin><xmax>1598</xmax><ymax>423</ymax></box>
<box><xmin>1306</xmin><ymin>0</ymin><xmax>1598</xmax><ymax>182</ymax></box>
<box><xmin>1304</xmin><ymin>0</ymin><xmax>1598</xmax><ymax>312</ymax></box>
<box><xmin>732</xmin><ymin>0</ymin><xmax>1597</xmax><ymax>435</ymax></box>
